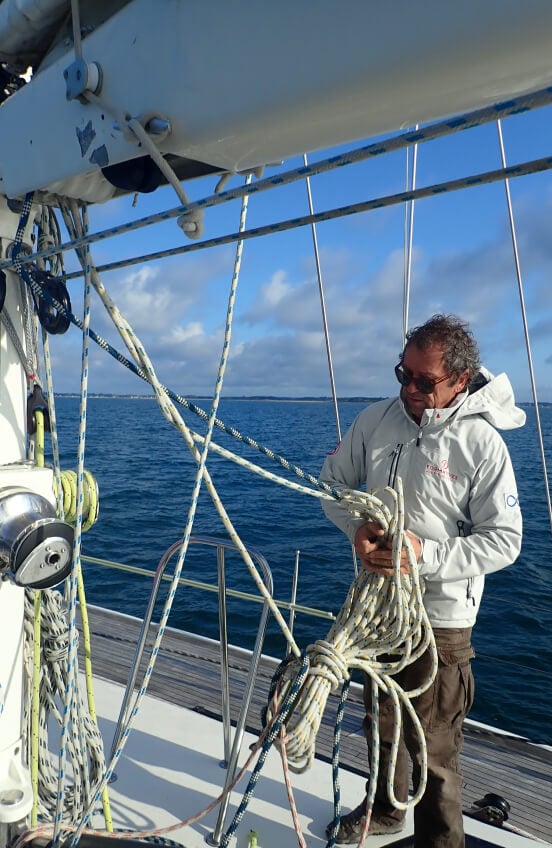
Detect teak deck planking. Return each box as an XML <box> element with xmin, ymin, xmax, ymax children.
<box><xmin>79</xmin><ymin>605</ymin><xmax>551</xmax><ymax>844</ymax></box>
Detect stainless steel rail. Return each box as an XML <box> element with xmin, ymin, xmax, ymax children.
<box><xmin>108</xmin><ymin>534</ymin><xmax>274</xmax><ymax>838</ymax></box>
<box><xmin>82</xmin><ymin>553</ymin><xmax>337</xmax><ymax>622</ymax></box>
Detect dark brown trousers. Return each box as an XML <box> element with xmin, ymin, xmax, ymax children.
<box><xmin>363</xmin><ymin>627</ymin><xmax>475</xmax><ymax>848</ymax></box>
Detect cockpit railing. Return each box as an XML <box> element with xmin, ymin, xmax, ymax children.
<box><xmin>107</xmin><ymin>534</ymin><xmax>275</xmax><ymax>845</ymax></box>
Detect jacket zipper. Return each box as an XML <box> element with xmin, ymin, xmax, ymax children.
<box><xmin>388</xmin><ymin>443</ymin><xmax>403</xmax><ymax>487</ymax></box>
<box><xmin>458</xmin><ymin>520</ymin><xmax>476</xmax><ymax>606</ymax></box>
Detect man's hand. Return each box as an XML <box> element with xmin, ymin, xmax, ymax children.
<box><xmin>355</xmin><ymin>524</ymin><xmax>422</xmax><ymax>576</ymax></box>
<box><xmin>353</xmin><ymin>522</ymin><xmax>386</xmax><ymax>570</ymax></box>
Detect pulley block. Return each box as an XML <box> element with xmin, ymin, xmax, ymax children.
<box><xmin>27</xmin><ymin>384</ymin><xmax>51</xmax><ymax>434</ymax></box>
<box><xmin>32</xmin><ymin>269</ymin><xmax>71</xmax><ymax>335</ymax></box>
<box><xmin>0</xmin><ymin>269</ymin><xmax>5</xmax><ymax>312</ymax></box>
<box><xmin>464</xmin><ymin>792</ymin><xmax>511</xmax><ymax>827</ymax></box>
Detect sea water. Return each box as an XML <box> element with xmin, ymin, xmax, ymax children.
<box><xmin>51</xmin><ymin>396</ymin><xmax>551</xmax><ymax>744</ymax></box>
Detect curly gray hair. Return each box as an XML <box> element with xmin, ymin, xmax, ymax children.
<box><xmin>400</xmin><ymin>314</ymin><xmax>481</xmax><ymax>380</ymax></box>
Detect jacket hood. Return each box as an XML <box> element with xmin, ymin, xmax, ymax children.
<box><xmin>458</xmin><ymin>367</ymin><xmax>526</xmax><ymax>430</ymax></box>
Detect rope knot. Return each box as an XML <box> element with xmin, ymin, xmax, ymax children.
<box><xmin>306</xmin><ymin>638</ymin><xmax>350</xmax><ymax>690</ymax></box>
<box><xmin>43</xmin><ymin>625</ymin><xmax>72</xmax><ymax>662</ymax></box>
<box><xmin>177</xmin><ymin>209</ymin><xmax>204</xmax><ymax>240</ymax></box>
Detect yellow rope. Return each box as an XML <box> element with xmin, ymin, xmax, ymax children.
<box><xmin>55</xmin><ymin>470</ymin><xmax>99</xmax><ymax>532</ymax></box>
<box><xmin>30</xmin><ymin>590</ymin><xmax>41</xmax><ymax>827</ymax></box>
<box><xmin>34</xmin><ymin>410</ymin><xmax>44</xmax><ymax>468</ymax></box>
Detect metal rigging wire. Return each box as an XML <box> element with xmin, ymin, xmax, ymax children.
<box><xmin>303</xmin><ymin>153</ymin><xmax>342</xmax><ymax>442</ymax></box>
<box><xmin>496</xmin><ymin>119</ymin><xmax>552</xmax><ymax>536</ymax></box>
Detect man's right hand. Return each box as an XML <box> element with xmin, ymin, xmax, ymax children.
<box><xmin>354</xmin><ymin>522</ymin><xmax>385</xmax><ymax>570</ymax></box>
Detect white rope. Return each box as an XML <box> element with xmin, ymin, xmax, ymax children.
<box><xmin>22</xmin><ymin>589</ymin><xmax>106</xmax><ymax>823</ymax></box>
<box><xmin>54</xmin><ymin>180</ymin><xmax>315</xmax><ymax>848</ymax></box>
<box><xmin>276</xmin><ymin>480</ymin><xmax>436</xmax><ymax>819</ymax></box>
<box><xmin>53</xmin><ymin>206</ymin><xmax>94</xmax><ymax>846</ymax></box>
<box><xmin>125</xmin><ymin>117</ymin><xmax>204</xmax><ymax>239</ymax></box>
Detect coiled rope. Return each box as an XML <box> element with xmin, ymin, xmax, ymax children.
<box><xmin>56</xmin><ymin>469</ymin><xmax>99</xmax><ymax>532</ymax></box>
<box><xmin>271</xmin><ymin>480</ymin><xmax>437</xmax><ymax>844</ymax></box>
<box><xmin>22</xmin><ymin>589</ymin><xmax>106</xmax><ymax>823</ymax></box>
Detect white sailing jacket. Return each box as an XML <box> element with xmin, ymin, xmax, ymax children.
<box><xmin>320</xmin><ymin>370</ymin><xmax>524</xmax><ymax>627</ymax></box>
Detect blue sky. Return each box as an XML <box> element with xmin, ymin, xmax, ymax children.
<box><xmin>51</xmin><ymin>103</ymin><xmax>552</xmax><ymax>403</ymax></box>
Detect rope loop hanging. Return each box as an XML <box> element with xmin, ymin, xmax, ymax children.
<box><xmin>271</xmin><ymin>479</ymin><xmax>436</xmax><ymax>826</ymax></box>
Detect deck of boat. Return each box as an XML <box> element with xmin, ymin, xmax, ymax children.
<box><xmin>80</xmin><ymin>605</ymin><xmax>551</xmax><ymax>845</ymax></box>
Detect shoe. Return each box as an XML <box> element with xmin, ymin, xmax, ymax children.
<box><xmin>325</xmin><ymin>799</ymin><xmax>405</xmax><ymax>844</ymax></box>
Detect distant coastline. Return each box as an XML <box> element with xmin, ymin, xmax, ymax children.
<box><xmin>55</xmin><ymin>393</ymin><xmax>388</xmax><ymax>403</ymax></box>
<box><xmin>53</xmin><ymin>394</ymin><xmax>548</xmax><ymax>406</ymax></box>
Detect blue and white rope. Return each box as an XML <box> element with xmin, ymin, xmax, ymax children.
<box><xmin>326</xmin><ymin>679</ymin><xmax>351</xmax><ymax>848</ymax></box>
<box><xmin>56</xmin><ymin>152</ymin><xmax>552</xmax><ymax>282</ymax></box>
<box><xmin>219</xmin><ymin>653</ymin><xmax>311</xmax><ymax>848</ymax></box>
<box><xmin>53</xmin><ymin>205</ymin><xmax>94</xmax><ymax>847</ymax></box>
<box><xmin>13</xmin><ymin>214</ymin><xmax>338</xmax><ymax>503</ymax></box>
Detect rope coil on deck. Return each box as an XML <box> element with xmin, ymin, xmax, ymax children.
<box><xmin>22</xmin><ymin>589</ymin><xmax>106</xmax><ymax>823</ymax></box>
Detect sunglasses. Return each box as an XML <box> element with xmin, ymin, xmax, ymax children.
<box><xmin>394</xmin><ymin>364</ymin><xmax>452</xmax><ymax>395</ymax></box>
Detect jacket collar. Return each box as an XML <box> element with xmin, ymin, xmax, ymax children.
<box><xmin>398</xmin><ymin>388</ymin><xmax>469</xmax><ymax>428</ymax></box>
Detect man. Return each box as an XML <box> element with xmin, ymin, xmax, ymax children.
<box><xmin>320</xmin><ymin>314</ymin><xmax>523</xmax><ymax>847</ymax></box>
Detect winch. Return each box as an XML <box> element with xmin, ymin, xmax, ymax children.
<box><xmin>0</xmin><ymin>485</ymin><xmax>73</xmax><ymax>589</ymax></box>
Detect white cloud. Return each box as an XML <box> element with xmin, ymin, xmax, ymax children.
<box><xmin>169</xmin><ymin>322</ymin><xmax>206</xmax><ymax>343</ymax></box>
<box><xmin>42</xmin><ymin>166</ymin><xmax>552</xmax><ymax>403</ymax></box>
<box><xmin>261</xmin><ymin>270</ymin><xmax>292</xmax><ymax>307</ymax></box>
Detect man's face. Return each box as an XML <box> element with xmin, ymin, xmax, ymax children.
<box><xmin>399</xmin><ymin>343</ymin><xmax>469</xmax><ymax>423</ymax></box>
